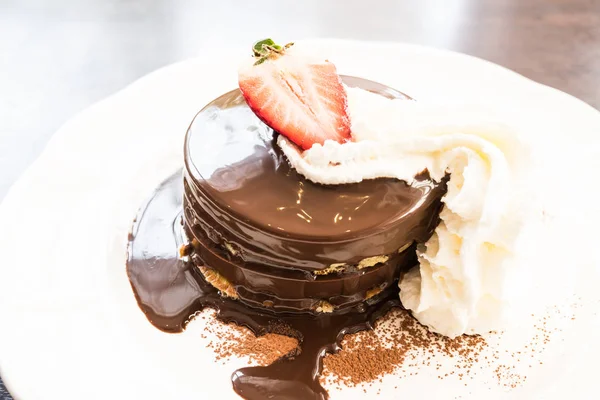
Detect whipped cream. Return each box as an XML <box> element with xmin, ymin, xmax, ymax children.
<box><xmin>279</xmin><ymin>87</ymin><xmax>529</xmax><ymax>338</ymax></box>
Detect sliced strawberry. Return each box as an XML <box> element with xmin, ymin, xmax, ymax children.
<box><xmin>238</xmin><ymin>39</ymin><xmax>351</xmax><ymax>150</ymax></box>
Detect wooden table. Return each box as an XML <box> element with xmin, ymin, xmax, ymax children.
<box><xmin>0</xmin><ymin>0</ymin><xmax>598</xmax><ymax>398</ymax></box>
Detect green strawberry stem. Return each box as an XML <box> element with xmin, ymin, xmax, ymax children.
<box><xmin>252</xmin><ymin>38</ymin><xmax>294</xmax><ymax>65</ymax></box>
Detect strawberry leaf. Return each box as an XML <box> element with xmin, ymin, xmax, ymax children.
<box><xmin>253</xmin><ymin>38</ymin><xmax>280</xmax><ymax>57</ymax></box>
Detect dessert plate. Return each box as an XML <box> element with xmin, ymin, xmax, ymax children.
<box><xmin>1</xmin><ymin>39</ymin><xmax>599</xmax><ymax>400</ymax></box>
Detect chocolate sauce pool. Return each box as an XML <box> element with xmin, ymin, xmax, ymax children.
<box><xmin>127</xmin><ymin>171</ymin><xmax>401</xmax><ymax>399</ymax></box>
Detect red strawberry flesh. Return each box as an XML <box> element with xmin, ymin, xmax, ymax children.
<box><xmin>238</xmin><ymin>44</ymin><xmax>351</xmax><ymax>150</ymax></box>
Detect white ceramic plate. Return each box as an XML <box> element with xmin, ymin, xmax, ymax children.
<box><xmin>1</xmin><ymin>40</ymin><xmax>600</xmax><ymax>400</ymax></box>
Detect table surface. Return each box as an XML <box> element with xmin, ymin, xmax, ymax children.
<box><xmin>1</xmin><ymin>0</ymin><xmax>599</xmax><ymax>398</ymax></box>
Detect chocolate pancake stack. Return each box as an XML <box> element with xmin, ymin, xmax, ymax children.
<box><xmin>182</xmin><ymin>77</ymin><xmax>446</xmax><ymax>315</ymax></box>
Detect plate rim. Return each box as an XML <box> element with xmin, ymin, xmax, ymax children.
<box><xmin>1</xmin><ymin>38</ymin><xmax>599</xmax><ymax>400</ymax></box>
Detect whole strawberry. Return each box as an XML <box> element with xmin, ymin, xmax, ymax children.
<box><xmin>238</xmin><ymin>39</ymin><xmax>351</xmax><ymax>150</ymax></box>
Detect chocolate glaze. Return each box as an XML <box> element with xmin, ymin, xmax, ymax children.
<box><xmin>182</xmin><ymin>76</ymin><xmax>446</xmax><ymax>314</ymax></box>
<box><xmin>127</xmin><ymin>171</ymin><xmax>401</xmax><ymax>399</ymax></box>
<box><xmin>126</xmin><ymin>77</ymin><xmax>449</xmax><ymax>399</ymax></box>
<box><xmin>183</xmin><ymin>76</ymin><xmax>444</xmax><ymax>272</ymax></box>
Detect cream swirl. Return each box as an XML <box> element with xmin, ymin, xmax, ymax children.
<box><xmin>278</xmin><ymin>87</ymin><xmax>528</xmax><ymax>337</ymax></box>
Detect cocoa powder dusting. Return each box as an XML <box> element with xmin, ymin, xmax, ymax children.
<box><xmin>322</xmin><ymin>329</ymin><xmax>404</xmax><ymax>386</ymax></box>
<box><xmin>321</xmin><ymin>308</ymin><xmax>487</xmax><ymax>388</ymax></box>
<box><xmin>237</xmin><ymin>333</ymin><xmax>300</xmax><ymax>365</ymax></box>
<box><xmin>198</xmin><ymin>310</ymin><xmax>299</xmax><ymax>366</ymax></box>
<box><xmin>321</xmin><ymin>299</ymin><xmax>580</xmax><ymax>392</ymax></box>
